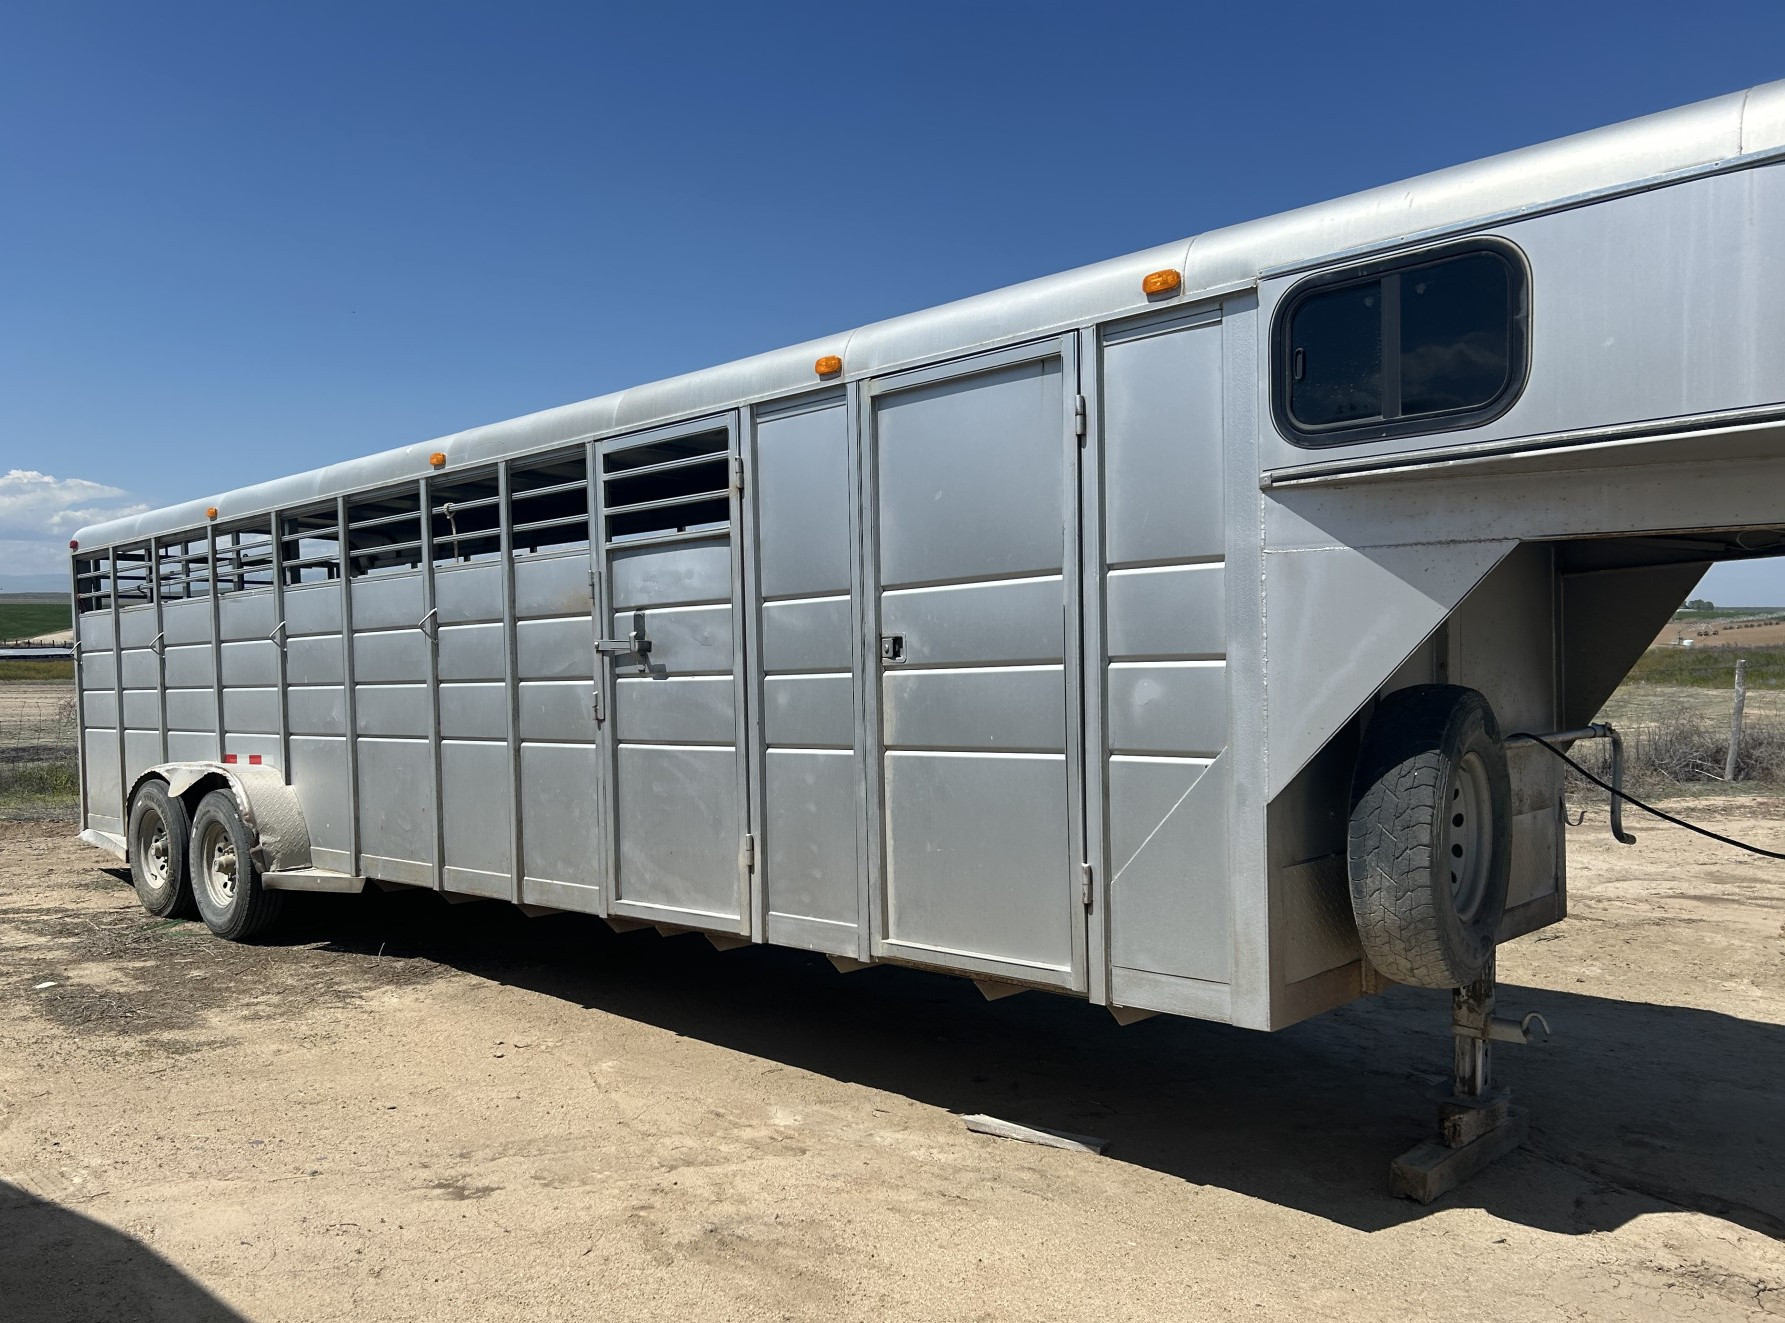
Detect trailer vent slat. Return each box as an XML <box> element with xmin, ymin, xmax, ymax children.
<box><xmin>603</xmin><ymin>430</ymin><xmax>728</xmax><ymax>474</ymax></box>
<box><xmin>280</xmin><ymin>505</ymin><xmax>341</xmax><ymax>585</ymax></box>
<box><xmin>601</xmin><ymin>487</ymin><xmax>732</xmax><ymax>519</ymax></box>
<box><xmin>506</xmin><ymin>453</ymin><xmax>590</xmax><ymax>559</ymax></box>
<box><xmin>598</xmin><ymin>448</ymin><xmax>730</xmax><ymax>483</ymax></box>
<box><xmin>346</xmin><ymin>488</ymin><xmax>424</xmax><ymax>578</ymax></box>
<box><xmin>601</xmin><ymin>430</ymin><xmax>731</xmax><ymax>543</ymax></box>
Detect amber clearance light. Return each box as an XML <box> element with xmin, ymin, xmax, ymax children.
<box><xmin>429</xmin><ymin>452</ymin><xmax>447</xmax><ymax>468</ymax></box>
<box><xmin>1142</xmin><ymin>269</ymin><xmax>1182</xmax><ymax>296</ymax></box>
<box><xmin>814</xmin><ymin>355</ymin><xmax>842</xmax><ymax>377</ymax></box>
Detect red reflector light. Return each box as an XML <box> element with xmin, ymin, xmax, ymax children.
<box><xmin>248</xmin><ymin>754</ymin><xmax>262</xmax><ymax>765</ymax></box>
<box><xmin>223</xmin><ymin>754</ymin><xmax>238</xmax><ymax>764</ymax></box>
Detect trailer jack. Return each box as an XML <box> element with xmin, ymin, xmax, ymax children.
<box><xmin>1389</xmin><ymin>957</ymin><xmax>1547</xmax><ymax>1202</ymax></box>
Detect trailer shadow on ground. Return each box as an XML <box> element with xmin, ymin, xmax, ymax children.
<box><xmin>0</xmin><ymin>1182</ymin><xmax>249</xmax><ymax>1323</ymax></box>
<box><xmin>253</xmin><ymin>886</ymin><xmax>1783</xmax><ymax>1241</ymax></box>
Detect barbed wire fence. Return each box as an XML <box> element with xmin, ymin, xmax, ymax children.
<box><xmin>0</xmin><ymin>686</ymin><xmax>79</xmax><ymax>822</ymax></box>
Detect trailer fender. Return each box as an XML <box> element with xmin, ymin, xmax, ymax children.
<box><xmin>127</xmin><ymin>763</ymin><xmax>313</xmax><ymax>875</ymax></box>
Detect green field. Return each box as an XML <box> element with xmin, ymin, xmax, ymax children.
<box><xmin>0</xmin><ymin>659</ymin><xmax>74</xmax><ymax>683</ymax></box>
<box><xmin>0</xmin><ymin>601</ymin><xmax>71</xmax><ymax>639</ymax></box>
<box><xmin>1624</xmin><ymin>642</ymin><xmax>1785</xmax><ymax>689</ymax></box>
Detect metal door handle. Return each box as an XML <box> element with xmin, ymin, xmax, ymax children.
<box><xmin>597</xmin><ymin>611</ymin><xmax>651</xmax><ymax>657</ymax></box>
<box><xmin>596</xmin><ymin>631</ymin><xmax>651</xmax><ymax>656</ymax></box>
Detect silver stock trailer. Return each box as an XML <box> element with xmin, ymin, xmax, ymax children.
<box><xmin>71</xmin><ymin>84</ymin><xmax>1785</xmax><ymax>1193</ymax></box>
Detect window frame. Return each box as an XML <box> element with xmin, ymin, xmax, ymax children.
<box><xmin>344</xmin><ymin>484</ymin><xmax>425</xmax><ymax>579</ymax></box>
<box><xmin>213</xmin><ymin>518</ymin><xmax>276</xmax><ymax>596</ymax></box>
<box><xmin>155</xmin><ymin>531</ymin><xmax>214</xmax><ymax>601</ymax></box>
<box><xmin>1272</xmin><ymin>237</ymin><xmax>1531</xmax><ymax>448</ymax></box>
<box><xmin>280</xmin><ymin>504</ymin><xmax>343</xmax><ymax>586</ymax></box>
<box><xmin>508</xmin><ymin>449</ymin><xmax>593</xmax><ymax>558</ymax></box>
<box><xmin>74</xmin><ymin>553</ymin><xmax>111</xmax><ymax>616</ymax></box>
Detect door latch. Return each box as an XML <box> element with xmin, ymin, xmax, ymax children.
<box><xmin>597</xmin><ymin>609</ymin><xmax>652</xmax><ymax>657</ymax></box>
<box><xmin>879</xmin><ymin>634</ymin><xmax>905</xmax><ymax>664</ymax></box>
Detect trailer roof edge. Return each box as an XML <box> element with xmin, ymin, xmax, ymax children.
<box><xmin>74</xmin><ymin>79</ymin><xmax>1785</xmax><ymax>551</ymax></box>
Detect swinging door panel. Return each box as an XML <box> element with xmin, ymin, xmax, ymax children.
<box><xmin>867</xmin><ymin>337</ymin><xmax>1088</xmax><ymax>990</ymax></box>
<box><xmin>596</xmin><ymin>415</ymin><xmax>750</xmax><ymax>932</ymax></box>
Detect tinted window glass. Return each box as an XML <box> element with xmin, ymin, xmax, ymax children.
<box><xmin>1277</xmin><ymin>242</ymin><xmax>1524</xmax><ymax>446</ymax></box>
<box><xmin>1399</xmin><ymin>252</ymin><xmax>1510</xmax><ymax>416</ymax></box>
<box><xmin>1288</xmin><ymin>281</ymin><xmax>1383</xmax><ymax>428</ymax></box>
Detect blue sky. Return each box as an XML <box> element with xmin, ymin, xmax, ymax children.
<box><xmin>2</xmin><ymin>2</ymin><xmax>1784</xmax><ymax>601</ymax></box>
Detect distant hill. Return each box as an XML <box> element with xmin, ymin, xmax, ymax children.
<box><xmin>0</xmin><ymin>574</ymin><xmax>71</xmax><ymax>594</ymax></box>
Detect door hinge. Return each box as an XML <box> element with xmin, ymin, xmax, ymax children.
<box><xmin>731</xmin><ymin>455</ymin><xmax>745</xmax><ymax>492</ymax></box>
<box><xmin>741</xmin><ymin>832</ymin><xmax>756</xmax><ymax>872</ymax></box>
<box><xmin>592</xmin><ymin>689</ymin><xmax>605</xmax><ymax>723</ymax></box>
<box><xmin>1080</xmin><ymin>861</ymin><xmax>1093</xmax><ymax>909</ymax></box>
<box><xmin>1073</xmin><ymin>393</ymin><xmax>1087</xmax><ymax>439</ymax></box>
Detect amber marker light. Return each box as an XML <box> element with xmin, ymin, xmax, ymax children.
<box><xmin>206</xmin><ymin>506</ymin><xmax>220</xmax><ymax>520</ymax></box>
<box><xmin>1142</xmin><ymin>269</ymin><xmax>1182</xmax><ymax>296</ymax></box>
<box><xmin>429</xmin><ymin>452</ymin><xmax>447</xmax><ymax>468</ymax></box>
<box><xmin>815</xmin><ymin>355</ymin><xmax>842</xmax><ymax>377</ymax></box>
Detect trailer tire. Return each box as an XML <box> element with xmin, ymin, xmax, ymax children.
<box><xmin>127</xmin><ymin>780</ymin><xmax>195</xmax><ymax>919</ymax></box>
<box><xmin>1347</xmin><ymin>684</ymin><xmax>1511</xmax><ymax>989</ymax></box>
<box><xmin>188</xmin><ymin>789</ymin><xmax>285</xmax><ymax>941</ymax></box>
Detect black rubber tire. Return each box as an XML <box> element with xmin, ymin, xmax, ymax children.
<box><xmin>188</xmin><ymin>789</ymin><xmax>285</xmax><ymax>941</ymax></box>
<box><xmin>127</xmin><ymin>780</ymin><xmax>196</xmax><ymax>919</ymax></box>
<box><xmin>1347</xmin><ymin>684</ymin><xmax>1512</xmax><ymax>989</ymax></box>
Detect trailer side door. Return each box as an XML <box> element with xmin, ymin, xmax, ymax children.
<box><xmin>595</xmin><ymin>415</ymin><xmax>752</xmax><ymax>934</ymax></box>
<box><xmin>866</xmin><ymin>336</ymin><xmax>1089</xmax><ymax>992</ymax></box>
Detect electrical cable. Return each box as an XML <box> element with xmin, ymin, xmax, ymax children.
<box><xmin>1515</xmin><ymin>733</ymin><xmax>1785</xmax><ymax>861</ymax></box>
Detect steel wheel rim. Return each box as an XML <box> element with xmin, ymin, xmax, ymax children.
<box><xmin>145</xmin><ymin>817</ymin><xmax>169</xmax><ymax>887</ymax></box>
<box><xmin>1446</xmin><ymin>751</ymin><xmax>1490</xmax><ymax>923</ymax></box>
<box><xmin>134</xmin><ymin>806</ymin><xmax>171</xmax><ymax>889</ymax></box>
<box><xmin>198</xmin><ymin>819</ymin><xmax>238</xmax><ymax>909</ymax></box>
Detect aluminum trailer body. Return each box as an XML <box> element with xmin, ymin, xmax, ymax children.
<box><xmin>70</xmin><ymin>83</ymin><xmax>1785</xmax><ymax>1040</ymax></box>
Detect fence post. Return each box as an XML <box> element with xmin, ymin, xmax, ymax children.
<box><xmin>1725</xmin><ymin>657</ymin><xmax>1748</xmax><ymax>783</ymax></box>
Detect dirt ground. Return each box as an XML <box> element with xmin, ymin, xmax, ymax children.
<box><xmin>0</xmin><ymin>681</ymin><xmax>71</xmax><ymax>733</ymax></box>
<box><xmin>2</xmin><ymin>803</ymin><xmax>1783</xmax><ymax>1322</ymax></box>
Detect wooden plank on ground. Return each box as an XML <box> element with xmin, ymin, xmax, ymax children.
<box><xmin>960</xmin><ymin>1114</ymin><xmax>1107</xmax><ymax>1155</ymax></box>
